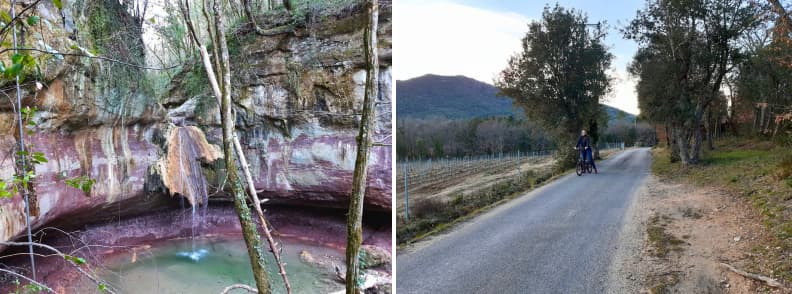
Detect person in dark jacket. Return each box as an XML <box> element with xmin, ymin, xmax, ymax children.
<box><xmin>575</xmin><ymin>129</ymin><xmax>597</xmax><ymax>174</ymax></box>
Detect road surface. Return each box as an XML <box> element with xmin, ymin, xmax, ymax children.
<box><xmin>396</xmin><ymin>148</ymin><xmax>652</xmax><ymax>293</ymax></box>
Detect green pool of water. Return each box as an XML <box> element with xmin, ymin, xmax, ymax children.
<box><xmin>98</xmin><ymin>237</ymin><xmax>343</xmax><ymax>294</ymax></box>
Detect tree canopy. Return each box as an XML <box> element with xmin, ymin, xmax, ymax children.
<box><xmin>497</xmin><ymin>4</ymin><xmax>612</xmax><ymax>166</ymax></box>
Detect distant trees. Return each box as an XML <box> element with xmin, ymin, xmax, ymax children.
<box><xmin>396</xmin><ymin>117</ymin><xmax>551</xmax><ymax>160</ymax></box>
<box><xmin>730</xmin><ymin>1</ymin><xmax>792</xmax><ymax>142</ymax></box>
<box><xmin>497</xmin><ymin>5</ymin><xmax>612</xmax><ymax>167</ymax></box>
<box><xmin>624</xmin><ymin>0</ymin><xmax>760</xmax><ymax>164</ymax></box>
<box><xmin>601</xmin><ymin>121</ymin><xmax>657</xmax><ymax>147</ymax></box>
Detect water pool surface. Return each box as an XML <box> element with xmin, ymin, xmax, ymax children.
<box><xmin>98</xmin><ymin>237</ymin><xmax>343</xmax><ymax>294</ymax></box>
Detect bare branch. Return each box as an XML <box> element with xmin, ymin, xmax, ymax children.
<box><xmin>0</xmin><ymin>47</ymin><xmax>180</xmax><ymax>70</ymax></box>
<box><xmin>220</xmin><ymin>284</ymin><xmax>258</xmax><ymax>294</ymax></box>
<box><xmin>0</xmin><ymin>0</ymin><xmax>45</xmax><ymax>41</ymax></box>
<box><xmin>0</xmin><ymin>268</ymin><xmax>55</xmax><ymax>293</ymax></box>
<box><xmin>1</xmin><ymin>242</ymin><xmax>119</xmax><ymax>294</ymax></box>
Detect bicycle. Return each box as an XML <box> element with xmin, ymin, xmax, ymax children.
<box><xmin>575</xmin><ymin>147</ymin><xmax>593</xmax><ymax>176</ymax></box>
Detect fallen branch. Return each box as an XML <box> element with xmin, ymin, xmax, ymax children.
<box><xmin>720</xmin><ymin>262</ymin><xmax>785</xmax><ymax>288</ymax></box>
<box><xmin>220</xmin><ymin>284</ymin><xmax>258</xmax><ymax>294</ymax></box>
<box><xmin>1</xmin><ymin>241</ymin><xmax>118</xmax><ymax>294</ymax></box>
<box><xmin>0</xmin><ymin>268</ymin><xmax>55</xmax><ymax>293</ymax></box>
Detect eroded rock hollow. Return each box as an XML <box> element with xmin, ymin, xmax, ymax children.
<box><xmin>0</xmin><ymin>0</ymin><xmax>392</xmax><ymax>256</ymax></box>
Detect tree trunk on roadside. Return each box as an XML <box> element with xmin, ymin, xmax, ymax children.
<box><xmin>669</xmin><ymin>126</ymin><xmax>680</xmax><ymax>163</ymax></box>
<box><xmin>213</xmin><ymin>0</ymin><xmax>271</xmax><ymax>292</ymax></box>
<box><xmin>759</xmin><ymin>103</ymin><xmax>766</xmax><ymax>134</ymax></box>
<box><xmin>690</xmin><ymin>111</ymin><xmax>703</xmax><ymax>164</ymax></box>
<box><xmin>675</xmin><ymin>126</ymin><xmax>691</xmax><ymax>165</ymax></box>
<box><xmin>345</xmin><ymin>0</ymin><xmax>378</xmax><ymax>293</ymax></box>
<box><xmin>704</xmin><ymin>110</ymin><xmax>714</xmax><ymax>150</ymax></box>
<box><xmin>665</xmin><ymin>123</ymin><xmax>671</xmax><ymax>148</ymax></box>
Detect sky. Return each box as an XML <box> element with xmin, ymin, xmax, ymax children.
<box><xmin>394</xmin><ymin>0</ymin><xmax>645</xmax><ymax>115</ymax></box>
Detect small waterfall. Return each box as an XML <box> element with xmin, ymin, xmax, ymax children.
<box><xmin>170</xmin><ymin>127</ymin><xmax>213</xmax><ymax>262</ymax></box>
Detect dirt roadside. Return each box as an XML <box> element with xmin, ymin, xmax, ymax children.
<box><xmin>607</xmin><ymin>174</ymin><xmax>790</xmax><ymax>293</ymax></box>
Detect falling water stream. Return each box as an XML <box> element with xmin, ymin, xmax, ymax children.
<box><xmin>175</xmin><ymin>127</ymin><xmax>211</xmax><ymax>261</ymax></box>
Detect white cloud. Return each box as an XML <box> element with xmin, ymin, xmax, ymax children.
<box><xmin>394</xmin><ymin>0</ymin><xmax>641</xmax><ymax>115</ymax></box>
<box><xmin>394</xmin><ymin>0</ymin><xmax>529</xmax><ymax>84</ymax></box>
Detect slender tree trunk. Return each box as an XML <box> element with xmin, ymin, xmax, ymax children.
<box><xmin>669</xmin><ymin>125</ymin><xmax>680</xmax><ymax>163</ymax></box>
<box><xmin>690</xmin><ymin>111</ymin><xmax>703</xmax><ymax>163</ymax></box>
<box><xmin>665</xmin><ymin>123</ymin><xmax>671</xmax><ymax>148</ymax></box>
<box><xmin>179</xmin><ymin>1</ymin><xmax>289</xmax><ymax>292</ymax></box>
<box><xmin>704</xmin><ymin>110</ymin><xmax>713</xmax><ymax>150</ymax></box>
<box><xmin>345</xmin><ymin>0</ymin><xmax>378</xmax><ymax>293</ymax></box>
<box><xmin>759</xmin><ymin>104</ymin><xmax>766</xmax><ymax>134</ymax></box>
<box><xmin>212</xmin><ymin>1</ymin><xmax>271</xmax><ymax>292</ymax></box>
<box><xmin>675</xmin><ymin>126</ymin><xmax>691</xmax><ymax>165</ymax></box>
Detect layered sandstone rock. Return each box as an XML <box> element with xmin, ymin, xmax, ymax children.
<box><xmin>0</xmin><ymin>1</ymin><xmax>392</xmax><ymax>250</ymax></box>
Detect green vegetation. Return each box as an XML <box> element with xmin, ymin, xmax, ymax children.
<box><xmin>625</xmin><ymin>0</ymin><xmax>759</xmax><ymax>165</ymax></box>
<box><xmin>647</xmin><ymin>272</ymin><xmax>680</xmax><ymax>294</ymax></box>
<box><xmin>496</xmin><ymin>5</ymin><xmax>613</xmax><ymax>169</ymax></box>
<box><xmin>646</xmin><ymin>215</ymin><xmax>686</xmax><ymax>258</ymax></box>
<box><xmin>397</xmin><ymin>169</ymin><xmax>556</xmax><ymax>245</ymax></box>
<box><xmin>396</xmin><ymin>116</ymin><xmax>551</xmax><ymax>160</ymax></box>
<box><xmin>396</xmin><ymin>74</ymin><xmax>649</xmax><ymax>161</ymax></box>
<box><xmin>652</xmin><ymin>138</ymin><xmax>792</xmax><ymax>282</ymax></box>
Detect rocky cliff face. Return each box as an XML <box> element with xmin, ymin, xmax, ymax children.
<box><xmin>0</xmin><ymin>1</ymin><xmax>392</xmax><ymax>249</ymax></box>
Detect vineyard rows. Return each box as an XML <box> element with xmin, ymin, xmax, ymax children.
<box><xmin>396</xmin><ymin>143</ymin><xmax>624</xmax><ymax>191</ymax></box>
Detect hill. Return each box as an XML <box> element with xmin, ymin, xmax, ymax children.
<box><xmin>396</xmin><ymin>74</ymin><xmax>636</xmax><ymax>125</ymax></box>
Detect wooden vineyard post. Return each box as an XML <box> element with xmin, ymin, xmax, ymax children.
<box><xmin>404</xmin><ymin>161</ymin><xmax>410</xmax><ymax>222</ymax></box>
<box><xmin>517</xmin><ymin>150</ymin><xmax>521</xmax><ymax>178</ymax></box>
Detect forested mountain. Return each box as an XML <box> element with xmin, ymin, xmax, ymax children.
<box><xmin>396</xmin><ymin>74</ymin><xmax>636</xmax><ymax>125</ymax></box>
<box><xmin>396</xmin><ymin>74</ymin><xmax>521</xmax><ymax>118</ymax></box>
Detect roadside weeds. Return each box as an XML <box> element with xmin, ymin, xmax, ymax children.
<box><xmin>610</xmin><ymin>139</ymin><xmax>792</xmax><ymax>294</ymax></box>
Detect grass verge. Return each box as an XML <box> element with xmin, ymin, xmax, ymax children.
<box><xmin>651</xmin><ymin>137</ymin><xmax>792</xmax><ymax>282</ymax></box>
<box><xmin>646</xmin><ymin>214</ymin><xmax>686</xmax><ymax>258</ymax></box>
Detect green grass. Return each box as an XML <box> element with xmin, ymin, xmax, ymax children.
<box><xmin>646</xmin><ymin>215</ymin><xmax>686</xmax><ymax>258</ymax></box>
<box><xmin>651</xmin><ymin>137</ymin><xmax>792</xmax><ymax>282</ymax></box>
<box><xmin>647</xmin><ymin>271</ymin><xmax>680</xmax><ymax>294</ymax></box>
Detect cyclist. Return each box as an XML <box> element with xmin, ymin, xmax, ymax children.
<box><xmin>575</xmin><ymin>129</ymin><xmax>597</xmax><ymax>174</ymax></box>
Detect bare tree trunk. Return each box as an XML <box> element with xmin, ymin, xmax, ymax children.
<box><xmin>179</xmin><ymin>0</ymin><xmax>293</xmax><ymax>291</ymax></box>
<box><xmin>669</xmin><ymin>126</ymin><xmax>680</xmax><ymax>163</ymax></box>
<box><xmin>759</xmin><ymin>104</ymin><xmax>767</xmax><ymax>134</ymax></box>
<box><xmin>675</xmin><ymin>127</ymin><xmax>691</xmax><ymax>165</ymax></box>
<box><xmin>283</xmin><ymin>0</ymin><xmax>291</xmax><ymax>11</ymax></box>
<box><xmin>212</xmin><ymin>0</ymin><xmax>272</xmax><ymax>292</ymax></box>
<box><xmin>243</xmin><ymin>0</ymin><xmax>256</xmax><ymax>25</ymax></box>
<box><xmin>233</xmin><ymin>137</ymin><xmax>292</xmax><ymax>294</ymax></box>
<box><xmin>345</xmin><ymin>0</ymin><xmax>378</xmax><ymax>293</ymax></box>
<box><xmin>704</xmin><ymin>110</ymin><xmax>714</xmax><ymax>150</ymax></box>
<box><xmin>665</xmin><ymin>123</ymin><xmax>671</xmax><ymax>148</ymax></box>
<box><xmin>691</xmin><ymin>111</ymin><xmax>703</xmax><ymax>163</ymax></box>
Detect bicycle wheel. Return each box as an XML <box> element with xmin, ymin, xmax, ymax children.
<box><xmin>586</xmin><ymin>163</ymin><xmax>593</xmax><ymax>173</ymax></box>
<box><xmin>576</xmin><ymin>161</ymin><xmax>583</xmax><ymax>176</ymax></box>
